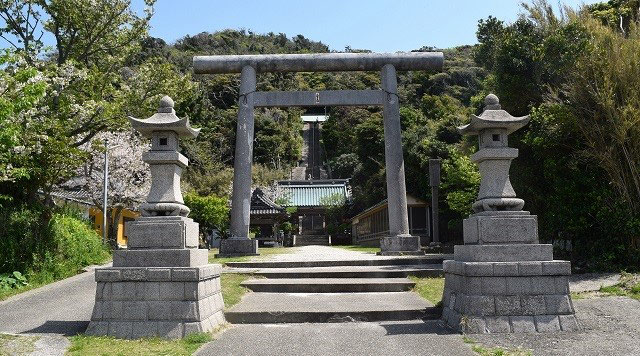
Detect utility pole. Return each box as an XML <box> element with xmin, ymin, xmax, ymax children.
<box><xmin>429</xmin><ymin>159</ymin><xmax>441</xmax><ymax>245</ymax></box>
<box><xmin>102</xmin><ymin>138</ymin><xmax>109</xmax><ymax>243</ymax></box>
<box><xmin>102</xmin><ymin>138</ymin><xmax>122</xmax><ymax>244</ymax></box>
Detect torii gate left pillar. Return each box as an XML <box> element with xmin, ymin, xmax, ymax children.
<box><xmin>194</xmin><ymin>52</ymin><xmax>444</xmax><ymax>256</ymax></box>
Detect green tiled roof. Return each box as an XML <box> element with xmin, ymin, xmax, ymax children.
<box><xmin>277</xmin><ymin>180</ymin><xmax>350</xmax><ymax>207</ymax></box>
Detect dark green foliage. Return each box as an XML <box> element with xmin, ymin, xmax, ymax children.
<box><xmin>589</xmin><ymin>0</ymin><xmax>640</xmax><ymax>31</ymax></box>
<box><xmin>0</xmin><ymin>203</ymin><xmax>110</xmax><ymax>282</ymax></box>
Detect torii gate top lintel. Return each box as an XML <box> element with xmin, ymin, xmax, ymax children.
<box><xmin>193</xmin><ymin>52</ymin><xmax>444</xmax><ymax>74</ymax></box>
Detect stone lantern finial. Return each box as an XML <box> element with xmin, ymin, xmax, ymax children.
<box><xmin>484</xmin><ymin>93</ymin><xmax>500</xmax><ymax>109</ymax></box>
<box><xmin>158</xmin><ymin>95</ymin><xmax>175</xmax><ymax>113</ymax></box>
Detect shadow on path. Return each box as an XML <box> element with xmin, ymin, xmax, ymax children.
<box><xmin>24</xmin><ymin>321</ymin><xmax>88</xmax><ymax>337</ymax></box>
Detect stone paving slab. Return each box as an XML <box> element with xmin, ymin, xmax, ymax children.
<box><xmin>251</xmin><ymin>245</ymin><xmax>450</xmax><ymax>262</ymax></box>
<box><xmin>227</xmin><ymin>257</ymin><xmax>449</xmax><ymax>269</ymax></box>
<box><xmin>241</xmin><ymin>278</ymin><xmax>415</xmax><ymax>292</ymax></box>
<box><xmin>195</xmin><ymin>320</ymin><xmax>474</xmax><ymax>356</ymax></box>
<box><xmin>228</xmin><ymin>292</ymin><xmax>432</xmax><ymax>313</ymax></box>
<box><xmin>225</xmin><ymin>292</ymin><xmax>438</xmax><ymax>323</ymax></box>
<box><xmin>226</xmin><ymin>264</ymin><xmax>443</xmax><ymax>278</ymax></box>
<box><xmin>471</xmin><ymin>296</ymin><xmax>640</xmax><ymax>355</ymax></box>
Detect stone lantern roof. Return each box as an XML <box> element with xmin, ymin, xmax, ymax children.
<box><xmin>128</xmin><ymin>96</ymin><xmax>200</xmax><ymax>138</ymax></box>
<box><xmin>458</xmin><ymin>94</ymin><xmax>530</xmax><ymax>135</ymax></box>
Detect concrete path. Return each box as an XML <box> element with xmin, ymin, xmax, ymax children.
<box><xmin>0</xmin><ymin>265</ymin><xmax>105</xmax><ymax>336</ymax></box>
<box><xmin>471</xmin><ymin>296</ymin><xmax>640</xmax><ymax>355</ymax></box>
<box><xmin>197</xmin><ymin>320</ymin><xmax>475</xmax><ymax>356</ymax></box>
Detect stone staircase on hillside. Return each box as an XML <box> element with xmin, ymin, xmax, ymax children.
<box><xmin>223</xmin><ymin>255</ymin><xmax>449</xmax><ymax>324</ymax></box>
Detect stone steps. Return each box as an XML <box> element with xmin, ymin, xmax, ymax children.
<box><xmin>225</xmin><ymin>292</ymin><xmax>439</xmax><ymax>324</ymax></box>
<box><xmin>243</xmin><ymin>265</ymin><xmax>443</xmax><ymax>279</ymax></box>
<box><xmin>241</xmin><ymin>278</ymin><xmax>415</xmax><ymax>293</ymax></box>
<box><xmin>223</xmin><ymin>252</ymin><xmax>448</xmax><ymax>325</ymax></box>
<box><xmin>225</xmin><ymin>255</ymin><xmax>450</xmax><ymax>269</ymax></box>
<box><xmin>294</xmin><ymin>235</ymin><xmax>330</xmax><ymax>246</ymax></box>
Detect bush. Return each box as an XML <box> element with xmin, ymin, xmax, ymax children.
<box><xmin>0</xmin><ymin>204</ymin><xmax>49</xmax><ymax>274</ymax></box>
<box><xmin>30</xmin><ymin>213</ymin><xmax>111</xmax><ymax>283</ymax></box>
<box><xmin>0</xmin><ymin>204</ymin><xmax>111</xmax><ymax>286</ymax></box>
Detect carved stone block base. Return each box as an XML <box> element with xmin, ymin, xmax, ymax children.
<box><xmin>379</xmin><ymin>235</ymin><xmax>422</xmax><ymax>255</ymax></box>
<box><xmin>86</xmin><ymin>265</ymin><xmax>225</xmax><ymax>339</ymax></box>
<box><xmin>218</xmin><ymin>238</ymin><xmax>259</xmax><ymax>257</ymax></box>
<box><xmin>463</xmin><ymin>213</ymin><xmax>538</xmax><ymax>245</ymax></box>
<box><xmin>442</xmin><ymin>259</ymin><xmax>578</xmax><ymax>333</ymax></box>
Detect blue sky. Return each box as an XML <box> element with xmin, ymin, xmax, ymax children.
<box><xmin>140</xmin><ymin>0</ymin><xmax>600</xmax><ymax>52</ymax></box>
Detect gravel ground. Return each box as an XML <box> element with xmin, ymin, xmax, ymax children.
<box><xmin>471</xmin><ymin>296</ymin><xmax>640</xmax><ymax>356</ymax></box>
<box><xmin>569</xmin><ymin>273</ymin><xmax>621</xmax><ymax>293</ymax></box>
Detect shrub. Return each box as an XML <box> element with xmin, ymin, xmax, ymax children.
<box><xmin>0</xmin><ymin>271</ymin><xmax>28</xmax><ymax>291</ymax></box>
<box><xmin>0</xmin><ymin>204</ymin><xmax>111</xmax><ymax>286</ymax></box>
<box><xmin>0</xmin><ymin>204</ymin><xmax>49</xmax><ymax>274</ymax></box>
<box><xmin>184</xmin><ymin>193</ymin><xmax>229</xmax><ymax>233</ymax></box>
<box><xmin>30</xmin><ymin>213</ymin><xmax>111</xmax><ymax>283</ymax></box>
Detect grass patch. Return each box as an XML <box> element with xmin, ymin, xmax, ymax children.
<box><xmin>0</xmin><ymin>281</ymin><xmax>46</xmax><ymax>301</ymax></box>
<box><xmin>463</xmin><ymin>336</ymin><xmax>532</xmax><ymax>356</ymax></box>
<box><xmin>331</xmin><ymin>245</ymin><xmax>380</xmax><ymax>254</ymax></box>
<box><xmin>0</xmin><ymin>333</ymin><xmax>39</xmax><ymax>355</ymax></box>
<box><xmin>67</xmin><ymin>331</ymin><xmax>216</xmax><ymax>356</ymax></box>
<box><xmin>208</xmin><ymin>246</ymin><xmax>298</xmax><ymax>265</ymax></box>
<box><xmin>597</xmin><ymin>273</ymin><xmax>640</xmax><ymax>300</ymax></box>
<box><xmin>221</xmin><ymin>273</ymin><xmax>256</xmax><ymax>309</ymax></box>
<box><xmin>409</xmin><ymin>276</ymin><xmax>444</xmax><ymax>306</ymax></box>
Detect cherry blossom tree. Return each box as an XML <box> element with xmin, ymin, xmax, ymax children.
<box><xmin>77</xmin><ymin>131</ymin><xmax>150</xmax><ymax>245</ymax></box>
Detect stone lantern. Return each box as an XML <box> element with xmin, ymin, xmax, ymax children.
<box><xmin>441</xmin><ymin>94</ymin><xmax>578</xmax><ymax>334</ymax></box>
<box><xmin>86</xmin><ymin>96</ymin><xmax>225</xmax><ymax>339</ymax></box>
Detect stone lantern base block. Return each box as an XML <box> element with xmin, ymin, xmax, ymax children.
<box><xmin>463</xmin><ymin>213</ymin><xmax>539</xmax><ymax>245</ymax></box>
<box><xmin>113</xmin><ymin>248</ymin><xmax>209</xmax><ymax>267</ymax></box>
<box><xmin>379</xmin><ymin>235</ymin><xmax>423</xmax><ymax>255</ymax></box>
<box><xmin>126</xmin><ymin>217</ymin><xmax>199</xmax><ymax>250</ymax></box>
<box><xmin>441</xmin><ymin>258</ymin><xmax>579</xmax><ymax>333</ymax></box>
<box><xmin>217</xmin><ymin>238</ymin><xmax>259</xmax><ymax>257</ymax></box>
<box><xmin>86</xmin><ymin>264</ymin><xmax>225</xmax><ymax>339</ymax></box>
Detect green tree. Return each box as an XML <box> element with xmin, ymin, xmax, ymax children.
<box><xmin>184</xmin><ymin>193</ymin><xmax>229</xmax><ymax>234</ymax></box>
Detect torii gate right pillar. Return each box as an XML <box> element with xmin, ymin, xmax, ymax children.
<box><xmin>379</xmin><ymin>64</ymin><xmax>421</xmax><ymax>255</ymax></box>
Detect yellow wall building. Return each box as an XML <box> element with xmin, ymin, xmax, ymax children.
<box><xmin>89</xmin><ymin>208</ymin><xmax>139</xmax><ymax>247</ymax></box>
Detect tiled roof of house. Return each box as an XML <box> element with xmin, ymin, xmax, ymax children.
<box><xmin>250</xmin><ymin>188</ymin><xmax>286</xmax><ymax>215</ymax></box>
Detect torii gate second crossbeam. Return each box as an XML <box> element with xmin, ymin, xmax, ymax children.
<box><xmin>193</xmin><ymin>52</ymin><xmax>444</xmax><ymax>256</ymax></box>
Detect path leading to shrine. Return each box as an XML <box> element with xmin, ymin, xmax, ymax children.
<box><xmin>222</xmin><ymin>246</ymin><xmax>447</xmax><ymax>323</ymax></box>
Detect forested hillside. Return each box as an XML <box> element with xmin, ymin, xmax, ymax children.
<box><xmin>1</xmin><ymin>0</ymin><xmax>638</xmax><ymax>281</ymax></box>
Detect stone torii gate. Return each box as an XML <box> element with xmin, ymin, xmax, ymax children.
<box><xmin>193</xmin><ymin>52</ymin><xmax>444</xmax><ymax>256</ymax></box>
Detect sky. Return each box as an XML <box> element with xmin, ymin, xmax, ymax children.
<box><xmin>139</xmin><ymin>0</ymin><xmax>601</xmax><ymax>52</ymax></box>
